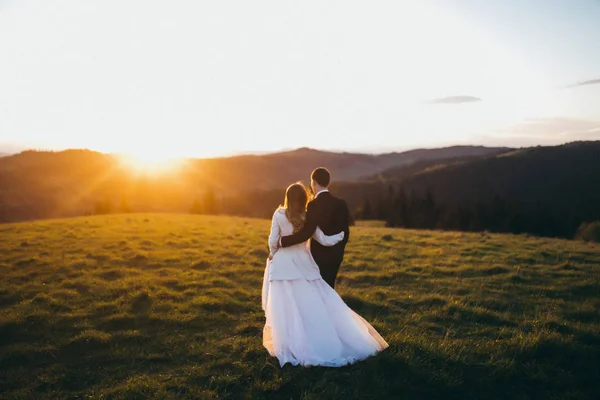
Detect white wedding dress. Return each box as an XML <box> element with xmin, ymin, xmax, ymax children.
<box><xmin>262</xmin><ymin>208</ymin><xmax>388</xmax><ymax>367</ymax></box>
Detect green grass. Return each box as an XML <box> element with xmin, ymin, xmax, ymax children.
<box><xmin>1</xmin><ymin>214</ymin><xmax>599</xmax><ymax>399</ymax></box>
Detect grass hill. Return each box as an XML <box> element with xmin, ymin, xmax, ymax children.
<box><xmin>0</xmin><ymin>146</ymin><xmax>507</xmax><ymax>223</ymax></box>
<box><xmin>1</xmin><ymin>214</ymin><xmax>599</xmax><ymax>399</ymax></box>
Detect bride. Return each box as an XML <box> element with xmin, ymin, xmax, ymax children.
<box><xmin>262</xmin><ymin>182</ymin><xmax>388</xmax><ymax>367</ymax></box>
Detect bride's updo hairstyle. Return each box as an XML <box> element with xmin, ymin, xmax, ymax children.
<box><xmin>282</xmin><ymin>183</ymin><xmax>308</xmax><ymax>233</ymax></box>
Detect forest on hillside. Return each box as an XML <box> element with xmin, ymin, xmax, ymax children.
<box><xmin>218</xmin><ymin>142</ymin><xmax>600</xmax><ymax>240</ymax></box>
<box><xmin>0</xmin><ymin>146</ymin><xmax>506</xmax><ymax>223</ymax></box>
<box><xmin>1</xmin><ymin>142</ymin><xmax>598</xmax><ymax>240</ymax></box>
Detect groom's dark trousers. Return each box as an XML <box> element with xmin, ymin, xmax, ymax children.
<box><xmin>280</xmin><ymin>192</ymin><xmax>350</xmax><ymax>289</ymax></box>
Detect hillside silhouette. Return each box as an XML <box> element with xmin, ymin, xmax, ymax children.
<box><xmin>0</xmin><ymin>146</ymin><xmax>506</xmax><ymax>222</ymax></box>
<box><xmin>350</xmin><ymin>141</ymin><xmax>600</xmax><ymax>238</ymax></box>
<box><xmin>2</xmin><ymin>142</ymin><xmax>598</xmax><ymax>239</ymax></box>
<box><xmin>220</xmin><ymin>141</ymin><xmax>600</xmax><ymax>239</ymax></box>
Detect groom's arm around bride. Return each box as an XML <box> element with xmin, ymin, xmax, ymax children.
<box><xmin>280</xmin><ymin>199</ymin><xmax>321</xmax><ymax>247</ymax></box>
<box><xmin>280</xmin><ymin>168</ymin><xmax>350</xmax><ymax>248</ymax></box>
<box><xmin>279</xmin><ymin>168</ymin><xmax>350</xmax><ymax>289</ymax></box>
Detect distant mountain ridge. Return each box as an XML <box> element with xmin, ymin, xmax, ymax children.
<box><xmin>216</xmin><ymin>141</ymin><xmax>600</xmax><ymax>233</ymax></box>
<box><xmin>0</xmin><ymin>145</ymin><xmax>509</xmax><ymax>222</ymax></box>
<box><xmin>189</xmin><ymin>145</ymin><xmax>510</xmax><ymax>191</ymax></box>
<box><xmin>397</xmin><ymin>141</ymin><xmax>600</xmax><ymax>206</ymax></box>
<box><xmin>2</xmin><ymin>141</ymin><xmax>598</xmax><ymax>236</ymax></box>
<box><xmin>337</xmin><ymin>141</ymin><xmax>600</xmax><ymax>238</ymax></box>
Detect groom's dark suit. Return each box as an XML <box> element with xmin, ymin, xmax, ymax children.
<box><xmin>280</xmin><ymin>191</ymin><xmax>350</xmax><ymax>289</ymax></box>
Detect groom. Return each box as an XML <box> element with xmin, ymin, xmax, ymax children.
<box><xmin>280</xmin><ymin>167</ymin><xmax>350</xmax><ymax>289</ymax></box>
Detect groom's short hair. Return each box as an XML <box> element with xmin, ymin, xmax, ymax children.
<box><xmin>311</xmin><ymin>167</ymin><xmax>331</xmax><ymax>187</ymax></box>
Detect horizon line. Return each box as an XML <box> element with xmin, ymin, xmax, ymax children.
<box><xmin>0</xmin><ymin>143</ymin><xmax>520</xmax><ymax>159</ymax></box>
<box><xmin>4</xmin><ymin>139</ymin><xmax>599</xmax><ymax>160</ymax></box>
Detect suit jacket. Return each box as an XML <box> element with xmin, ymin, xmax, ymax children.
<box><xmin>280</xmin><ymin>191</ymin><xmax>350</xmax><ymax>268</ymax></box>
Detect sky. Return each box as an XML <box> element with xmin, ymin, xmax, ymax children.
<box><xmin>1</xmin><ymin>0</ymin><xmax>599</xmax><ymax>158</ymax></box>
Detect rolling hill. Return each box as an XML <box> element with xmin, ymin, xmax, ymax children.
<box><xmin>392</xmin><ymin>141</ymin><xmax>600</xmax><ymax>208</ymax></box>
<box><xmin>0</xmin><ymin>145</ymin><xmax>507</xmax><ymax>222</ymax></box>
<box><xmin>209</xmin><ymin>145</ymin><xmax>509</xmax><ymax>188</ymax></box>
<box><xmin>1</xmin><ymin>214</ymin><xmax>599</xmax><ymax>399</ymax></box>
<box><xmin>221</xmin><ymin>141</ymin><xmax>600</xmax><ymax>236</ymax></box>
<box><xmin>382</xmin><ymin>141</ymin><xmax>600</xmax><ymax>237</ymax></box>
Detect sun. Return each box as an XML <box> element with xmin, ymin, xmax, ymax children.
<box><xmin>116</xmin><ymin>150</ymin><xmax>185</xmax><ymax>174</ymax></box>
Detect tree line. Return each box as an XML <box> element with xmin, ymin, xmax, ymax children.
<box><xmin>355</xmin><ymin>185</ymin><xmax>594</xmax><ymax>240</ymax></box>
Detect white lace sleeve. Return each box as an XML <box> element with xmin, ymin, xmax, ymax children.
<box><xmin>268</xmin><ymin>210</ymin><xmax>281</xmax><ymax>256</ymax></box>
<box><xmin>312</xmin><ymin>227</ymin><xmax>345</xmax><ymax>247</ymax></box>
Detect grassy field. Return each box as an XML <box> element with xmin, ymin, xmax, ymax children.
<box><xmin>1</xmin><ymin>214</ymin><xmax>599</xmax><ymax>399</ymax></box>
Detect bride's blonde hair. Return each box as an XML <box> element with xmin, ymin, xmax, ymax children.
<box><xmin>282</xmin><ymin>182</ymin><xmax>308</xmax><ymax>233</ymax></box>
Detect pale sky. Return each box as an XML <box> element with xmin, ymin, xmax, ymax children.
<box><xmin>1</xmin><ymin>0</ymin><xmax>599</xmax><ymax>158</ymax></box>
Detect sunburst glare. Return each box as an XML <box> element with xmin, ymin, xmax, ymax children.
<box><xmin>116</xmin><ymin>151</ymin><xmax>185</xmax><ymax>174</ymax></box>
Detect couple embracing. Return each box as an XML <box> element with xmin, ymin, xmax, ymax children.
<box><xmin>262</xmin><ymin>167</ymin><xmax>388</xmax><ymax>367</ymax></box>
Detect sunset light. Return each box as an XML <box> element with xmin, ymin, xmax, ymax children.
<box><xmin>2</xmin><ymin>1</ymin><xmax>598</xmax><ymax>157</ymax></box>
<box><xmin>116</xmin><ymin>151</ymin><xmax>185</xmax><ymax>174</ymax></box>
<box><xmin>1</xmin><ymin>1</ymin><xmax>600</xmax><ymax>397</ymax></box>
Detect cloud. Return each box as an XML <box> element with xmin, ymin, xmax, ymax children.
<box><xmin>565</xmin><ymin>78</ymin><xmax>600</xmax><ymax>88</ymax></box>
<box><xmin>426</xmin><ymin>96</ymin><xmax>482</xmax><ymax>105</ymax></box>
